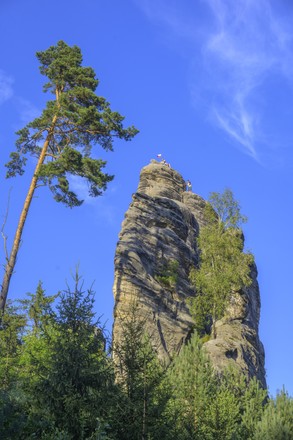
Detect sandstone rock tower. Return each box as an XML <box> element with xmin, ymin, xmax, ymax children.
<box><xmin>113</xmin><ymin>161</ymin><xmax>266</xmax><ymax>387</ymax></box>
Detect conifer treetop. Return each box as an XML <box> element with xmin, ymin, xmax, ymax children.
<box><xmin>6</xmin><ymin>40</ymin><xmax>138</xmax><ymax>207</ymax></box>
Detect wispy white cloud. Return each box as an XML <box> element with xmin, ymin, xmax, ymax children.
<box><xmin>16</xmin><ymin>97</ymin><xmax>40</xmax><ymax>125</ymax></box>
<box><xmin>136</xmin><ymin>0</ymin><xmax>293</xmax><ymax>163</ymax></box>
<box><xmin>69</xmin><ymin>175</ymin><xmax>117</xmax><ymax>224</ymax></box>
<box><xmin>136</xmin><ymin>0</ymin><xmax>198</xmax><ymax>41</ymax></box>
<box><xmin>0</xmin><ymin>70</ymin><xmax>40</xmax><ymax>128</ymax></box>
<box><xmin>202</xmin><ymin>0</ymin><xmax>293</xmax><ymax>161</ymax></box>
<box><xmin>69</xmin><ymin>175</ymin><xmax>95</xmax><ymax>206</ymax></box>
<box><xmin>213</xmin><ymin>105</ymin><xmax>258</xmax><ymax>160</ymax></box>
<box><xmin>0</xmin><ymin>70</ymin><xmax>14</xmax><ymax>104</ymax></box>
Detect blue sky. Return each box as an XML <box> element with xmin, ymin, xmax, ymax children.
<box><xmin>1</xmin><ymin>0</ymin><xmax>293</xmax><ymax>396</ymax></box>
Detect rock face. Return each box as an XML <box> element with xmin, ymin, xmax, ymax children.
<box><xmin>113</xmin><ymin>161</ymin><xmax>266</xmax><ymax>388</ymax></box>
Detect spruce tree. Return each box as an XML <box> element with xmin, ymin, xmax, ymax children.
<box><xmin>164</xmin><ymin>333</ymin><xmax>217</xmax><ymax>439</ymax></box>
<box><xmin>113</xmin><ymin>301</ymin><xmax>167</xmax><ymax>440</ymax></box>
<box><xmin>19</xmin><ymin>273</ymin><xmax>115</xmax><ymax>439</ymax></box>
<box><xmin>0</xmin><ymin>40</ymin><xmax>138</xmax><ymax>313</ymax></box>
<box><xmin>0</xmin><ymin>302</ymin><xmax>26</xmax><ymax>389</ymax></box>
<box><xmin>212</xmin><ymin>367</ymin><xmax>266</xmax><ymax>439</ymax></box>
<box><xmin>20</xmin><ymin>281</ymin><xmax>57</xmax><ymax>333</ymax></box>
<box><xmin>0</xmin><ymin>302</ymin><xmax>27</xmax><ymax>439</ymax></box>
<box><xmin>164</xmin><ymin>334</ymin><xmax>266</xmax><ymax>440</ymax></box>
<box><xmin>253</xmin><ymin>389</ymin><xmax>293</xmax><ymax>440</ymax></box>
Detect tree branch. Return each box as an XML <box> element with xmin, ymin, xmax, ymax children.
<box><xmin>45</xmin><ymin>152</ymin><xmax>59</xmax><ymax>160</ymax></box>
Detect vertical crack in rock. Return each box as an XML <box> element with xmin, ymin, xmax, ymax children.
<box><xmin>113</xmin><ymin>160</ymin><xmax>266</xmax><ymax>387</ymax></box>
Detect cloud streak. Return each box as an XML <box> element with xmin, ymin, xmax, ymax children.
<box><xmin>16</xmin><ymin>97</ymin><xmax>40</xmax><ymax>125</ymax></box>
<box><xmin>203</xmin><ymin>0</ymin><xmax>293</xmax><ymax>161</ymax></box>
<box><xmin>0</xmin><ymin>70</ymin><xmax>13</xmax><ymax>104</ymax></box>
<box><xmin>68</xmin><ymin>175</ymin><xmax>117</xmax><ymax>224</ymax></box>
<box><xmin>0</xmin><ymin>70</ymin><xmax>40</xmax><ymax>128</ymax></box>
<box><xmin>137</xmin><ymin>0</ymin><xmax>293</xmax><ymax>162</ymax></box>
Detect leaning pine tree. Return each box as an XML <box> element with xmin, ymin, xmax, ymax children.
<box><xmin>0</xmin><ymin>41</ymin><xmax>138</xmax><ymax>313</ymax></box>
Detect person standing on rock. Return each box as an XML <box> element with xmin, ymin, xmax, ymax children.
<box><xmin>156</xmin><ymin>154</ymin><xmax>171</xmax><ymax>168</ymax></box>
<box><xmin>186</xmin><ymin>180</ymin><xmax>192</xmax><ymax>192</ymax></box>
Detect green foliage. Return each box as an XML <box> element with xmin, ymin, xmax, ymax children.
<box><xmin>164</xmin><ymin>333</ymin><xmax>216</xmax><ymax>439</ymax></box>
<box><xmin>189</xmin><ymin>189</ymin><xmax>254</xmax><ymax>336</ymax></box>
<box><xmin>0</xmin><ymin>291</ymin><xmax>290</xmax><ymax>440</ymax></box>
<box><xmin>1</xmin><ymin>273</ymin><xmax>291</xmax><ymax>440</ymax></box>
<box><xmin>113</xmin><ymin>301</ymin><xmax>168</xmax><ymax>440</ymax></box>
<box><xmin>239</xmin><ymin>377</ymin><xmax>267</xmax><ymax>438</ymax></box>
<box><xmin>0</xmin><ymin>304</ymin><xmax>27</xmax><ymax>439</ymax></box>
<box><xmin>155</xmin><ymin>260</ymin><xmax>179</xmax><ymax>289</ymax></box>
<box><xmin>205</xmin><ymin>386</ymin><xmax>241</xmax><ymax>439</ymax></box>
<box><xmin>206</xmin><ymin>188</ymin><xmax>248</xmax><ymax>228</ymax></box>
<box><xmin>163</xmin><ymin>334</ymin><xmax>267</xmax><ymax>440</ymax></box>
<box><xmin>20</xmin><ymin>281</ymin><xmax>58</xmax><ymax>332</ymax></box>
<box><xmin>6</xmin><ymin>40</ymin><xmax>138</xmax><ymax>207</ymax></box>
<box><xmin>18</xmin><ymin>273</ymin><xmax>115</xmax><ymax>439</ymax></box>
<box><xmin>0</xmin><ymin>302</ymin><xmax>26</xmax><ymax>389</ymax></box>
<box><xmin>219</xmin><ymin>367</ymin><xmax>267</xmax><ymax>439</ymax></box>
<box><xmin>0</xmin><ymin>387</ymin><xmax>27</xmax><ymax>440</ymax></box>
<box><xmin>253</xmin><ymin>389</ymin><xmax>293</xmax><ymax>439</ymax></box>
<box><xmin>163</xmin><ymin>333</ymin><xmax>248</xmax><ymax>440</ymax></box>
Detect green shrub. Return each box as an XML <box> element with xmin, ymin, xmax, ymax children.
<box><xmin>155</xmin><ymin>260</ymin><xmax>179</xmax><ymax>289</ymax></box>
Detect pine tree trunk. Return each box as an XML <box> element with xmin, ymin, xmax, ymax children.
<box><xmin>0</xmin><ymin>117</ymin><xmax>57</xmax><ymax>314</ymax></box>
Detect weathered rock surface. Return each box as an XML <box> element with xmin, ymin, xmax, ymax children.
<box><xmin>113</xmin><ymin>161</ymin><xmax>266</xmax><ymax>388</ymax></box>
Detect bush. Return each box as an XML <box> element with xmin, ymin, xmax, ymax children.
<box><xmin>155</xmin><ymin>260</ymin><xmax>179</xmax><ymax>289</ymax></box>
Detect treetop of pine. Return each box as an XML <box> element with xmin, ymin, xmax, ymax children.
<box><xmin>5</xmin><ymin>40</ymin><xmax>138</xmax><ymax>207</ymax></box>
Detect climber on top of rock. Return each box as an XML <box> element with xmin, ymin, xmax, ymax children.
<box><xmin>186</xmin><ymin>180</ymin><xmax>192</xmax><ymax>191</ymax></box>
<box><xmin>156</xmin><ymin>154</ymin><xmax>171</xmax><ymax>168</ymax></box>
